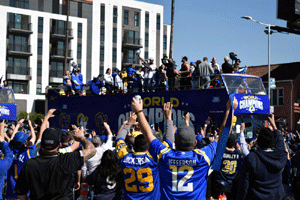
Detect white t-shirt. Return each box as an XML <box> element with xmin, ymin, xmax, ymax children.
<box><xmin>114</xmin><ymin>74</ymin><xmax>123</xmax><ymax>88</ymax></box>
<box><xmin>104</xmin><ymin>74</ymin><xmax>113</xmax><ymax>84</ymax></box>
<box><xmin>144</xmin><ymin>64</ymin><xmax>157</xmax><ymax>79</ymax></box>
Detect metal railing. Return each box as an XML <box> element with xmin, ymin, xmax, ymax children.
<box><xmin>123</xmin><ymin>36</ymin><xmax>142</xmax><ymax>45</ymax></box>
<box><xmin>8</xmin><ymin>44</ymin><xmax>31</xmax><ymax>53</ymax></box>
<box><xmin>51</xmin><ymin>27</ymin><xmax>73</xmax><ymax>37</ymax></box>
<box><xmin>7</xmin><ymin>66</ymin><xmax>31</xmax><ymax>75</ymax></box>
<box><xmin>8</xmin><ymin>21</ymin><xmax>32</xmax><ymax>31</ymax></box>
<box><xmin>50</xmin><ymin>70</ymin><xmax>64</xmax><ymax>78</ymax></box>
<box><xmin>51</xmin><ymin>48</ymin><xmax>72</xmax><ymax>57</ymax></box>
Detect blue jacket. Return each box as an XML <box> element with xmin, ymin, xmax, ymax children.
<box><xmin>236</xmin><ymin>129</ymin><xmax>287</xmax><ymax>200</ymax></box>
<box><xmin>87</xmin><ymin>80</ymin><xmax>103</xmax><ymax>94</ymax></box>
<box><xmin>71</xmin><ymin>74</ymin><xmax>83</xmax><ymax>90</ymax></box>
<box><xmin>127</xmin><ymin>68</ymin><xmax>137</xmax><ymax>81</ymax></box>
<box><xmin>0</xmin><ymin>142</ymin><xmax>13</xmax><ymax>198</ymax></box>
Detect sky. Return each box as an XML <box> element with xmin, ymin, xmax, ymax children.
<box><xmin>137</xmin><ymin>0</ymin><xmax>299</xmax><ymax>67</ymax></box>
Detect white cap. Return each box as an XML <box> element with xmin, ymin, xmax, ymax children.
<box><xmin>149</xmin><ymin>57</ymin><xmax>154</xmax><ymax>61</ymax></box>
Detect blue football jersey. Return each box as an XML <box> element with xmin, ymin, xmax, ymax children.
<box><xmin>149</xmin><ymin>139</ymin><xmax>218</xmax><ymax>200</ymax></box>
<box><xmin>116</xmin><ymin>138</ymin><xmax>160</xmax><ymax>200</ymax></box>
<box><xmin>6</xmin><ymin>144</ymin><xmax>36</xmax><ymax>199</ymax></box>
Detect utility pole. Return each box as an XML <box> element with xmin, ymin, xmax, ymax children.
<box><xmin>169</xmin><ymin>0</ymin><xmax>175</xmax><ymax>59</ymax></box>
<box><xmin>64</xmin><ymin>0</ymin><xmax>70</xmax><ymax>74</ymax></box>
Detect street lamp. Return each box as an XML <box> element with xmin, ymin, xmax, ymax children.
<box><xmin>241</xmin><ymin>16</ymin><xmax>274</xmax><ymax>102</ymax></box>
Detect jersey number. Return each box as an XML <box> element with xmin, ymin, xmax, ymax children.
<box><xmin>222</xmin><ymin>160</ymin><xmax>237</xmax><ymax>174</ymax></box>
<box><xmin>124</xmin><ymin>168</ymin><xmax>154</xmax><ymax>192</ymax></box>
<box><xmin>169</xmin><ymin>165</ymin><xmax>194</xmax><ymax>191</ymax></box>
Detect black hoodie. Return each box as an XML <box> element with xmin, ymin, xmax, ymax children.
<box><xmin>236</xmin><ymin>129</ymin><xmax>287</xmax><ymax>200</ymax></box>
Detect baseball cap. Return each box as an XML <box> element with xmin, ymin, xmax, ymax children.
<box><xmin>13</xmin><ymin>131</ymin><xmax>29</xmax><ymax>146</ymax></box>
<box><xmin>175</xmin><ymin>125</ymin><xmax>196</xmax><ymax>147</ymax></box>
<box><xmin>190</xmin><ymin>62</ymin><xmax>195</xmax><ymax>65</ymax></box>
<box><xmin>149</xmin><ymin>57</ymin><xmax>154</xmax><ymax>61</ymax></box>
<box><xmin>41</xmin><ymin>128</ymin><xmax>62</xmax><ymax>150</ymax></box>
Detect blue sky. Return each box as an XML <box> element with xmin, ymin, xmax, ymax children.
<box><xmin>137</xmin><ymin>0</ymin><xmax>299</xmax><ymax>67</ymax></box>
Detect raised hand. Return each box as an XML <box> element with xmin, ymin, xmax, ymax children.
<box><xmin>162</xmin><ymin>102</ymin><xmax>173</xmax><ymax>120</ymax></box>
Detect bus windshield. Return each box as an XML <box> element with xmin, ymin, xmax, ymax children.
<box><xmin>0</xmin><ymin>89</ymin><xmax>15</xmax><ymax>104</ymax></box>
<box><xmin>245</xmin><ymin>77</ymin><xmax>266</xmax><ymax>95</ymax></box>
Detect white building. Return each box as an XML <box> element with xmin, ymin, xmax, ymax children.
<box><xmin>0</xmin><ymin>0</ymin><xmax>170</xmax><ymax>115</ymax></box>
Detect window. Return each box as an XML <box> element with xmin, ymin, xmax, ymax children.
<box><xmin>78</xmin><ymin>2</ymin><xmax>82</xmax><ymax>18</ymax></box>
<box><xmin>271</xmin><ymin>88</ymin><xmax>284</xmax><ymax>106</ymax></box>
<box><xmin>38</xmin><ymin>17</ymin><xmax>43</xmax><ymax>33</ymax></box>
<box><xmin>78</xmin><ymin>23</ymin><xmax>82</xmax><ymax>38</ymax></box>
<box><xmin>124</xmin><ymin>10</ymin><xmax>129</xmax><ymax>25</ymax></box>
<box><xmin>9</xmin><ymin>35</ymin><xmax>28</xmax><ymax>52</ymax></box>
<box><xmin>113</xmin><ymin>28</ymin><xmax>117</xmax><ymax>43</ymax></box>
<box><xmin>145</xmin><ymin>32</ymin><xmax>149</xmax><ymax>47</ymax></box>
<box><xmin>9</xmin><ymin>13</ymin><xmax>29</xmax><ymax>30</ymax></box>
<box><xmin>100</xmin><ymin>46</ymin><xmax>104</xmax><ymax>61</ymax></box>
<box><xmin>145</xmin><ymin>13</ymin><xmax>149</xmax><ymax>28</ymax></box>
<box><xmin>100</xmin><ymin>26</ymin><xmax>105</xmax><ymax>41</ymax></box>
<box><xmin>77</xmin><ymin>43</ymin><xmax>82</xmax><ymax>59</ymax></box>
<box><xmin>7</xmin><ymin>57</ymin><xmax>28</xmax><ymax>75</ymax></box>
<box><xmin>113</xmin><ymin>7</ymin><xmax>118</xmax><ymax>23</ymax></box>
<box><xmin>36</xmin><ymin>84</ymin><xmax>42</xmax><ymax>95</ymax></box>
<box><xmin>134</xmin><ymin>12</ymin><xmax>139</xmax><ymax>26</ymax></box>
<box><xmin>126</xmin><ymin>30</ymin><xmax>139</xmax><ymax>45</ymax></box>
<box><xmin>145</xmin><ymin>51</ymin><xmax>149</xmax><ymax>60</ymax></box>
<box><xmin>163</xmin><ymin>35</ymin><xmax>167</xmax><ymax>49</ymax></box>
<box><xmin>50</xmin><ymin>62</ymin><xmax>64</xmax><ymax>77</ymax></box>
<box><xmin>37</xmin><ymin>60</ymin><xmax>42</xmax><ymax>76</ymax></box>
<box><xmin>38</xmin><ymin>38</ymin><xmax>43</xmax><ymax>55</ymax></box>
<box><xmin>112</xmin><ymin>48</ymin><xmax>117</xmax><ymax>63</ymax></box>
<box><xmin>99</xmin><ymin>66</ymin><xmax>104</xmax><ymax>76</ymax></box>
<box><xmin>54</xmin><ymin>20</ymin><xmax>66</xmax><ymax>35</ymax></box>
<box><xmin>10</xmin><ymin>0</ymin><xmax>29</xmax><ymax>9</ymax></box>
<box><xmin>157</xmin><ymin>14</ymin><xmax>161</xmax><ymax>30</ymax></box>
<box><xmin>7</xmin><ymin>80</ymin><xmax>28</xmax><ymax>94</ymax></box>
<box><xmin>101</xmin><ymin>5</ymin><xmax>105</xmax><ymax>22</ymax></box>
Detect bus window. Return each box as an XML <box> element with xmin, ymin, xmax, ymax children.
<box><xmin>223</xmin><ymin>76</ymin><xmax>248</xmax><ymax>94</ymax></box>
<box><xmin>245</xmin><ymin>78</ymin><xmax>266</xmax><ymax>95</ymax></box>
<box><xmin>0</xmin><ymin>90</ymin><xmax>15</xmax><ymax>104</ymax></box>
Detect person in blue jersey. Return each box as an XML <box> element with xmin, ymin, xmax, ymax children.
<box><xmin>71</xmin><ymin>69</ymin><xmax>83</xmax><ymax>95</ymax></box>
<box><xmin>127</xmin><ymin>64</ymin><xmax>137</xmax><ymax>93</ymax></box>
<box><xmin>87</xmin><ymin>76</ymin><xmax>104</xmax><ymax>95</ymax></box>
<box><xmin>212</xmin><ymin>134</ymin><xmax>242</xmax><ymax>200</ymax></box>
<box><xmin>130</xmin><ymin>97</ymin><xmax>238</xmax><ymax>200</ymax></box>
<box><xmin>6</xmin><ymin>119</ymin><xmax>36</xmax><ymax>200</ymax></box>
<box><xmin>0</xmin><ymin>120</ymin><xmax>13</xmax><ymax>200</ymax></box>
<box><xmin>116</xmin><ymin>102</ymin><xmax>175</xmax><ymax>200</ymax></box>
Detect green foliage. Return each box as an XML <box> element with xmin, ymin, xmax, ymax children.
<box><xmin>17</xmin><ymin>112</ymin><xmax>28</xmax><ymax>121</ymax></box>
<box><xmin>17</xmin><ymin>112</ymin><xmax>45</xmax><ymax>123</ymax></box>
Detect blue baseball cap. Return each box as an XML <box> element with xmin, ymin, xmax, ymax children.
<box><xmin>190</xmin><ymin>62</ymin><xmax>195</xmax><ymax>65</ymax></box>
<box><xmin>14</xmin><ymin>131</ymin><xmax>29</xmax><ymax>145</ymax></box>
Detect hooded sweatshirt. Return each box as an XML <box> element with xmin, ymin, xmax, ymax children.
<box><xmin>236</xmin><ymin>129</ymin><xmax>287</xmax><ymax>200</ymax></box>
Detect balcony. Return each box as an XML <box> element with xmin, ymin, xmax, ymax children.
<box><xmin>49</xmin><ymin>70</ymin><xmax>63</xmax><ymax>84</ymax></box>
<box><xmin>122</xmin><ymin>36</ymin><xmax>143</xmax><ymax>49</ymax></box>
<box><xmin>6</xmin><ymin>66</ymin><xmax>31</xmax><ymax>81</ymax></box>
<box><xmin>51</xmin><ymin>27</ymin><xmax>73</xmax><ymax>39</ymax></box>
<box><xmin>50</xmin><ymin>48</ymin><xmax>73</xmax><ymax>60</ymax></box>
<box><xmin>8</xmin><ymin>21</ymin><xmax>33</xmax><ymax>34</ymax></box>
<box><xmin>7</xmin><ymin>44</ymin><xmax>32</xmax><ymax>56</ymax></box>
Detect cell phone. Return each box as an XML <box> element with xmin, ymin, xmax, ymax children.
<box><xmin>53</xmin><ymin>109</ymin><xmax>61</xmax><ymax>116</ymax></box>
<box><xmin>245</xmin><ymin>122</ymin><xmax>252</xmax><ymax>128</ymax></box>
<box><xmin>134</xmin><ymin>95</ymin><xmax>142</xmax><ymax>103</ymax></box>
<box><xmin>68</xmin><ymin>125</ymin><xmax>74</xmax><ymax>131</ymax></box>
<box><xmin>23</xmin><ymin>120</ymin><xmax>28</xmax><ymax>125</ymax></box>
<box><xmin>154</xmin><ymin>123</ymin><xmax>159</xmax><ymax>132</ymax></box>
<box><xmin>86</xmin><ymin>129</ymin><xmax>93</xmax><ymax>134</ymax></box>
<box><xmin>183</xmin><ymin>108</ymin><xmax>188</xmax><ymax>117</ymax></box>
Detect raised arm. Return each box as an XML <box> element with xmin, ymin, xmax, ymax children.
<box><xmin>38</xmin><ymin>109</ymin><xmax>56</xmax><ymax>141</ymax></box>
<box><xmin>162</xmin><ymin>102</ymin><xmax>174</xmax><ymax>144</ymax></box>
<box><xmin>239</xmin><ymin>123</ymin><xmax>250</xmax><ymax>157</ymax></box>
<box><xmin>72</xmin><ymin>125</ymin><xmax>96</xmax><ymax>162</ymax></box>
<box><xmin>137</xmin><ymin>53</ymin><xmax>146</xmax><ymax>64</ymax></box>
<box><xmin>27</xmin><ymin>120</ymin><xmax>36</xmax><ymax>145</ymax></box>
<box><xmin>116</xmin><ymin>112</ymin><xmax>137</xmax><ymax>140</ymax></box>
<box><xmin>183</xmin><ymin>112</ymin><xmax>190</xmax><ymax>127</ymax></box>
<box><xmin>102</xmin><ymin>122</ymin><xmax>114</xmax><ymax>150</ymax></box>
<box><xmin>10</xmin><ymin>119</ymin><xmax>24</xmax><ymax>140</ymax></box>
<box><xmin>131</xmin><ymin>98</ymin><xmax>156</xmax><ymax>145</ymax></box>
<box><xmin>0</xmin><ymin>120</ymin><xmax>13</xmax><ymax>171</ymax></box>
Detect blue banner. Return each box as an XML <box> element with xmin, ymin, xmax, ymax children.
<box><xmin>0</xmin><ymin>89</ymin><xmax>17</xmax><ymax>121</ymax></box>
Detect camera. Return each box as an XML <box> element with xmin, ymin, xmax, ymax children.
<box><xmin>53</xmin><ymin>109</ymin><xmax>61</xmax><ymax>116</ymax></box>
<box><xmin>162</xmin><ymin>59</ymin><xmax>170</xmax><ymax>65</ymax></box>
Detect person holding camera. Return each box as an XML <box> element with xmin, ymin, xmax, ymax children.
<box><xmin>221</xmin><ymin>57</ymin><xmax>234</xmax><ymax>74</ymax></box>
<box><xmin>162</xmin><ymin>56</ymin><xmax>176</xmax><ymax>91</ymax></box>
<box><xmin>137</xmin><ymin>53</ymin><xmax>157</xmax><ymax>92</ymax></box>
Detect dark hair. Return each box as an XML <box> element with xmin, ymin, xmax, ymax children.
<box><xmin>282</xmin><ymin>195</ymin><xmax>295</xmax><ymax>200</ymax></box>
<box><xmin>98</xmin><ymin>150</ymin><xmax>121</xmax><ymax>182</ymax></box>
<box><xmin>257</xmin><ymin>128</ymin><xmax>275</xmax><ymax>149</ymax></box>
<box><xmin>226</xmin><ymin>134</ymin><xmax>236</xmax><ymax>148</ymax></box>
<box><xmin>61</xmin><ymin>131</ymin><xmax>69</xmax><ymax>143</ymax></box>
<box><xmin>125</xmin><ymin>135</ymin><xmax>135</xmax><ymax>150</ymax></box>
<box><xmin>203</xmin><ymin>57</ymin><xmax>208</xmax><ymax>61</ymax></box>
<box><xmin>182</xmin><ymin>56</ymin><xmax>188</xmax><ymax>61</ymax></box>
<box><xmin>133</xmin><ymin>135</ymin><xmax>148</xmax><ymax>152</ymax></box>
<box><xmin>106</xmin><ymin>68</ymin><xmax>111</xmax><ymax>73</ymax></box>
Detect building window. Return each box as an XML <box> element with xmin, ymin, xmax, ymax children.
<box><xmin>100</xmin><ymin>26</ymin><xmax>105</xmax><ymax>41</ymax></box>
<box><xmin>38</xmin><ymin>17</ymin><xmax>43</xmax><ymax>33</ymax></box>
<box><xmin>157</xmin><ymin>14</ymin><xmax>161</xmax><ymax>30</ymax></box>
<box><xmin>163</xmin><ymin>35</ymin><xmax>167</xmax><ymax>49</ymax></box>
<box><xmin>101</xmin><ymin>5</ymin><xmax>105</xmax><ymax>22</ymax></box>
<box><xmin>78</xmin><ymin>2</ymin><xmax>82</xmax><ymax>18</ymax></box>
<box><xmin>113</xmin><ymin>28</ymin><xmax>117</xmax><ymax>43</ymax></box>
<box><xmin>38</xmin><ymin>38</ymin><xmax>43</xmax><ymax>55</ymax></box>
<box><xmin>100</xmin><ymin>46</ymin><xmax>104</xmax><ymax>61</ymax></box>
<box><xmin>7</xmin><ymin>57</ymin><xmax>28</xmax><ymax>75</ymax></box>
<box><xmin>78</xmin><ymin>23</ymin><xmax>82</xmax><ymax>38</ymax></box>
<box><xmin>134</xmin><ymin>12</ymin><xmax>139</xmax><ymax>26</ymax></box>
<box><xmin>112</xmin><ymin>48</ymin><xmax>117</xmax><ymax>63</ymax></box>
<box><xmin>7</xmin><ymin>80</ymin><xmax>28</xmax><ymax>94</ymax></box>
<box><xmin>9</xmin><ymin>13</ymin><xmax>30</xmax><ymax>30</ymax></box>
<box><xmin>271</xmin><ymin>88</ymin><xmax>284</xmax><ymax>106</ymax></box>
<box><xmin>124</xmin><ymin>10</ymin><xmax>129</xmax><ymax>25</ymax></box>
<box><xmin>77</xmin><ymin>43</ymin><xmax>82</xmax><ymax>59</ymax></box>
<box><xmin>125</xmin><ymin>30</ymin><xmax>140</xmax><ymax>45</ymax></box>
<box><xmin>50</xmin><ymin>62</ymin><xmax>63</xmax><ymax>77</ymax></box>
<box><xmin>10</xmin><ymin>0</ymin><xmax>29</xmax><ymax>9</ymax></box>
<box><xmin>8</xmin><ymin>35</ymin><xmax>28</xmax><ymax>52</ymax></box>
<box><xmin>145</xmin><ymin>32</ymin><xmax>149</xmax><ymax>47</ymax></box>
<box><xmin>37</xmin><ymin>60</ymin><xmax>42</xmax><ymax>76</ymax></box>
<box><xmin>145</xmin><ymin>13</ymin><xmax>149</xmax><ymax>28</ymax></box>
<box><xmin>36</xmin><ymin>84</ymin><xmax>42</xmax><ymax>95</ymax></box>
<box><xmin>99</xmin><ymin>66</ymin><xmax>104</xmax><ymax>76</ymax></box>
<box><xmin>145</xmin><ymin>51</ymin><xmax>149</xmax><ymax>60</ymax></box>
<box><xmin>123</xmin><ymin>50</ymin><xmax>138</xmax><ymax>64</ymax></box>
<box><xmin>113</xmin><ymin>7</ymin><xmax>118</xmax><ymax>23</ymax></box>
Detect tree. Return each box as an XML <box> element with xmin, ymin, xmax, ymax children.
<box><xmin>169</xmin><ymin>0</ymin><xmax>175</xmax><ymax>59</ymax></box>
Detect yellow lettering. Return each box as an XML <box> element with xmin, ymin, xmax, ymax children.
<box><xmin>170</xmin><ymin>98</ymin><xmax>179</xmax><ymax>107</ymax></box>
<box><xmin>144</xmin><ymin>97</ymin><xmax>151</xmax><ymax>107</ymax></box>
<box><xmin>152</xmin><ymin>97</ymin><xmax>160</xmax><ymax>106</ymax></box>
<box><xmin>162</xmin><ymin>97</ymin><xmax>165</xmax><ymax>106</ymax></box>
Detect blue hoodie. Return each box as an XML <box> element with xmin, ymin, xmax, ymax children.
<box><xmin>236</xmin><ymin>129</ymin><xmax>287</xmax><ymax>200</ymax></box>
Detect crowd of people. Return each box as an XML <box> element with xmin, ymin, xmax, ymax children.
<box><xmin>1</xmin><ymin>96</ymin><xmax>299</xmax><ymax>200</ymax></box>
<box><xmin>62</xmin><ymin>55</ymin><xmax>248</xmax><ymax>96</ymax></box>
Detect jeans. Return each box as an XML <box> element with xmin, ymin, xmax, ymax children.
<box><xmin>200</xmin><ymin>76</ymin><xmax>211</xmax><ymax>89</ymax></box>
<box><xmin>144</xmin><ymin>78</ymin><xmax>152</xmax><ymax>92</ymax></box>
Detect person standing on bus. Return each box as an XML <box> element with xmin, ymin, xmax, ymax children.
<box><xmin>137</xmin><ymin>53</ymin><xmax>157</xmax><ymax>92</ymax></box>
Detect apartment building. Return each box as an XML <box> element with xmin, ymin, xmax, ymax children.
<box><xmin>0</xmin><ymin>0</ymin><xmax>170</xmax><ymax>115</ymax></box>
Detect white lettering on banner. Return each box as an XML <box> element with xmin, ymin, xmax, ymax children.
<box><xmin>123</xmin><ymin>156</ymin><xmax>151</xmax><ymax>165</ymax></box>
<box><xmin>0</xmin><ymin>107</ymin><xmax>10</xmax><ymax>116</ymax></box>
<box><xmin>239</xmin><ymin>97</ymin><xmax>263</xmax><ymax>113</ymax></box>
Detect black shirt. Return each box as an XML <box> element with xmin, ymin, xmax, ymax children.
<box><xmin>165</xmin><ymin>60</ymin><xmax>176</xmax><ymax>77</ymax></box>
<box><xmin>221</xmin><ymin>62</ymin><xmax>234</xmax><ymax>73</ymax></box>
<box><xmin>14</xmin><ymin>151</ymin><xmax>84</xmax><ymax>200</ymax></box>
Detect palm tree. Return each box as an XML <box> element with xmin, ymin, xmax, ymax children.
<box><xmin>169</xmin><ymin>0</ymin><xmax>175</xmax><ymax>59</ymax></box>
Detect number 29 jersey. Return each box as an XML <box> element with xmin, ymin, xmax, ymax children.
<box><xmin>149</xmin><ymin>139</ymin><xmax>218</xmax><ymax>200</ymax></box>
<box><xmin>116</xmin><ymin>138</ymin><xmax>160</xmax><ymax>200</ymax></box>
